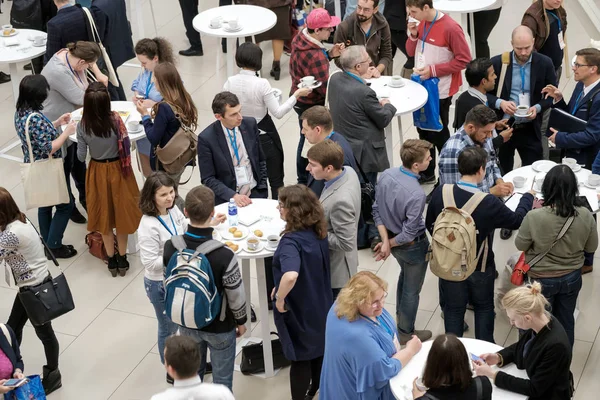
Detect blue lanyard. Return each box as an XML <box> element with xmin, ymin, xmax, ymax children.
<box><xmin>65</xmin><ymin>53</ymin><xmax>83</xmax><ymax>85</ymax></box>
<box><xmin>400</xmin><ymin>166</ymin><xmax>419</xmax><ymax>180</ymax></box>
<box><xmin>365</xmin><ymin>25</ymin><xmax>372</xmax><ymax>38</ymax></box>
<box><xmin>421</xmin><ymin>11</ymin><xmax>438</xmax><ymax>52</ymax></box>
<box><xmin>321</xmin><ymin>48</ymin><xmax>329</xmax><ymax>60</ymax></box>
<box><xmin>185</xmin><ymin>232</ymin><xmax>207</xmax><ymax>239</ymax></box>
<box><xmin>345</xmin><ymin>71</ymin><xmax>364</xmax><ymax>84</ymax></box>
<box><xmin>226</xmin><ymin>128</ymin><xmax>241</xmax><ymax>164</ymax></box>
<box><xmin>326</xmin><ymin>132</ymin><xmax>334</xmax><ymax>139</ymax></box>
<box><xmin>145</xmin><ymin>71</ymin><xmax>154</xmax><ymax>99</ymax></box>
<box><xmin>458</xmin><ymin>180</ymin><xmax>479</xmax><ymax>189</ymax></box>
<box><xmin>520</xmin><ymin>65</ymin><xmax>526</xmax><ymax>93</ymax></box>
<box><xmin>360</xmin><ymin>314</ymin><xmax>394</xmax><ymax>337</ymax></box>
<box><xmin>572</xmin><ymin>90</ymin><xmax>584</xmax><ymax>115</ymax></box>
<box><xmin>546</xmin><ymin>10</ymin><xmax>561</xmax><ymax>32</ymax></box>
<box><xmin>156</xmin><ymin>211</ymin><xmax>177</xmax><ymax>236</ymax></box>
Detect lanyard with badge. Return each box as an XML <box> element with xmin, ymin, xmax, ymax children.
<box><xmin>546</xmin><ymin>10</ymin><xmax>565</xmax><ymax>50</ymax></box>
<box><xmin>156</xmin><ymin>211</ymin><xmax>177</xmax><ymax>236</ymax></box>
<box><xmin>145</xmin><ymin>71</ymin><xmax>154</xmax><ymax>99</ymax></box>
<box><xmin>416</xmin><ymin>10</ymin><xmax>438</xmax><ymax>69</ymax></box>
<box><xmin>360</xmin><ymin>313</ymin><xmax>401</xmax><ymax>350</ymax></box>
<box><xmin>66</xmin><ymin>53</ymin><xmax>84</xmax><ymax>85</ymax></box>
<box><xmin>226</xmin><ymin>127</ymin><xmax>251</xmax><ymax>186</ymax></box>
<box><xmin>518</xmin><ymin>65</ymin><xmax>531</xmax><ymax>109</ymax></box>
<box><xmin>571</xmin><ymin>91</ymin><xmax>584</xmax><ymax>115</ymax></box>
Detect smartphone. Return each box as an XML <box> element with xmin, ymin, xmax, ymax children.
<box><xmin>470</xmin><ymin>352</ymin><xmax>484</xmax><ymax>363</ymax></box>
<box><xmin>506</xmin><ymin>117</ymin><xmax>516</xmax><ymax>128</ymax></box>
<box><xmin>3</xmin><ymin>378</ymin><xmax>28</xmax><ymax>388</ymax></box>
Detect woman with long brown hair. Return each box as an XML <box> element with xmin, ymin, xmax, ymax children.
<box><xmin>136</xmin><ymin>62</ymin><xmax>198</xmax><ymax>181</ymax></box>
<box><xmin>271</xmin><ymin>184</ymin><xmax>333</xmax><ymax>400</ymax></box>
<box><xmin>77</xmin><ymin>82</ymin><xmax>142</xmax><ymax>277</ymax></box>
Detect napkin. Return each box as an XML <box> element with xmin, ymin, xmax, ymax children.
<box><xmin>4</xmin><ymin>38</ymin><xmax>19</xmax><ymax>47</ymax></box>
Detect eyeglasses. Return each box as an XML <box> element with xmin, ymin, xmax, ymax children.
<box><xmin>356</xmin><ymin>59</ymin><xmax>371</xmax><ymax>67</ymax></box>
<box><xmin>573</xmin><ymin>63</ymin><xmax>591</xmax><ymax>69</ymax></box>
<box><xmin>371</xmin><ymin>291</ymin><xmax>388</xmax><ymax>308</ymax></box>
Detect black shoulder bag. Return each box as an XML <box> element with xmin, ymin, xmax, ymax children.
<box><xmin>353</xmin><ymin>156</ymin><xmax>375</xmax><ymax>224</ymax></box>
<box><xmin>240</xmin><ymin>332</ymin><xmax>291</xmax><ymax>375</ymax></box>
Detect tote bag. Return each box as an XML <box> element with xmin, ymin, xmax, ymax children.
<box><xmin>19</xmin><ymin>113</ymin><xmax>69</xmax><ymax>210</ymax></box>
<box><xmin>82</xmin><ymin>7</ymin><xmax>119</xmax><ymax>87</ymax></box>
<box><xmin>411</xmin><ymin>75</ymin><xmax>443</xmax><ymax>132</ymax></box>
<box><xmin>3</xmin><ymin>375</ymin><xmax>46</xmax><ymax>400</ymax></box>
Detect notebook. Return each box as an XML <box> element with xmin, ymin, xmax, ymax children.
<box><xmin>546</xmin><ymin>108</ymin><xmax>587</xmax><ymax>137</ymax></box>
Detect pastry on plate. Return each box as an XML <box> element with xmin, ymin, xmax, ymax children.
<box><xmin>228</xmin><ymin>227</ymin><xmax>238</xmax><ymax>233</ymax></box>
<box><xmin>254</xmin><ymin>230</ymin><xmax>263</xmax><ymax>237</ymax></box>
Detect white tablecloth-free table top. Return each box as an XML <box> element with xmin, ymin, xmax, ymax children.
<box><xmin>193</xmin><ymin>5</ymin><xmax>277</xmax><ymax>39</ymax></box>
<box><xmin>0</xmin><ymin>29</ymin><xmax>46</xmax><ymax>64</ymax></box>
<box><xmin>503</xmin><ymin>165</ymin><xmax>600</xmax><ymax>212</ymax></box>
<box><xmin>434</xmin><ymin>0</ymin><xmax>497</xmax><ymax>14</ymax></box>
<box><xmin>390</xmin><ymin>338</ymin><xmax>528</xmax><ymax>400</ymax></box>
<box><xmin>67</xmin><ymin>101</ymin><xmax>147</xmax><ymax>143</ymax></box>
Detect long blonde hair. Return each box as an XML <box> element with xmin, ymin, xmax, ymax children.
<box><xmin>501</xmin><ymin>281</ymin><xmax>551</xmax><ymax>319</ymax></box>
<box><xmin>335</xmin><ymin>271</ymin><xmax>388</xmax><ymax>322</ymax></box>
<box><xmin>151</xmin><ymin>62</ymin><xmax>198</xmax><ymax>131</ymax></box>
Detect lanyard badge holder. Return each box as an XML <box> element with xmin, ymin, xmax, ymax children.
<box><xmin>226</xmin><ymin>128</ymin><xmax>251</xmax><ymax>186</ymax></box>
<box><xmin>416</xmin><ymin>11</ymin><xmax>438</xmax><ymax>69</ymax></box>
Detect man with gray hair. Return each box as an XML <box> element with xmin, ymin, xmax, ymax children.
<box><xmin>328</xmin><ymin>45</ymin><xmax>396</xmax><ymax>249</ymax></box>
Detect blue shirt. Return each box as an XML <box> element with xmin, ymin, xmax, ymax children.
<box><xmin>438</xmin><ymin>127</ymin><xmax>502</xmax><ymax>193</ymax></box>
<box><xmin>372</xmin><ymin>166</ymin><xmax>426</xmax><ymax>245</ymax></box>
<box><xmin>131</xmin><ymin>68</ymin><xmax>163</xmax><ymax>103</ymax></box>
<box><xmin>495</xmin><ymin>54</ymin><xmax>542</xmax><ymax>119</ymax></box>
<box><xmin>324</xmin><ymin>168</ymin><xmax>346</xmax><ymax>190</ymax></box>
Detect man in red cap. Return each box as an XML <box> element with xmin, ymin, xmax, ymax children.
<box><xmin>290</xmin><ymin>8</ymin><xmax>345</xmax><ymax>185</ymax></box>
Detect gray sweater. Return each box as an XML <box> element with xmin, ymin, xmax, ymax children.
<box><xmin>41</xmin><ymin>53</ymin><xmax>85</xmax><ymax>122</ymax></box>
<box><xmin>515</xmin><ymin>207</ymin><xmax>598</xmax><ymax>273</ymax></box>
<box><xmin>76</xmin><ymin>123</ymin><xmax>119</xmax><ymax>162</ymax></box>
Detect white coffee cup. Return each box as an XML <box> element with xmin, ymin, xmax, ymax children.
<box><xmin>2</xmin><ymin>25</ymin><xmax>12</xmax><ymax>36</ymax></box>
<box><xmin>562</xmin><ymin>157</ymin><xmax>577</xmax><ymax>166</ymax></box>
<box><xmin>33</xmin><ymin>35</ymin><xmax>45</xmax><ymax>46</ymax></box>
<box><xmin>534</xmin><ymin>179</ymin><xmax>544</xmax><ymax>192</ymax></box>
<box><xmin>71</xmin><ymin>113</ymin><xmax>82</xmax><ymax>122</ymax></box>
<box><xmin>266</xmin><ymin>235</ymin><xmax>280</xmax><ymax>250</ymax></box>
<box><xmin>588</xmin><ymin>174</ymin><xmax>600</xmax><ymax>186</ymax></box>
<box><xmin>301</xmin><ymin>76</ymin><xmax>315</xmax><ymax>87</ymax></box>
<box><xmin>127</xmin><ymin>120</ymin><xmax>141</xmax><ymax>131</ymax></box>
<box><xmin>228</xmin><ymin>18</ymin><xmax>239</xmax><ymax>30</ymax></box>
<box><xmin>210</xmin><ymin>17</ymin><xmax>222</xmax><ymax>28</ymax></box>
<box><xmin>515</xmin><ymin>105</ymin><xmax>529</xmax><ymax>116</ymax></box>
<box><xmin>513</xmin><ymin>176</ymin><xmax>526</xmax><ymax>188</ymax></box>
<box><xmin>247</xmin><ymin>237</ymin><xmax>260</xmax><ymax>251</ymax></box>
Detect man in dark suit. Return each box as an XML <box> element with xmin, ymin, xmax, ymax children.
<box><xmin>93</xmin><ymin>0</ymin><xmax>135</xmax><ymax>100</ymax></box>
<box><xmin>198</xmin><ymin>91</ymin><xmax>268</xmax><ymax>207</ymax></box>
<box><xmin>383</xmin><ymin>0</ymin><xmax>414</xmax><ymax>79</ymax></box>
<box><xmin>45</xmin><ymin>0</ymin><xmax>107</xmax><ymax>65</ymax></box>
<box><xmin>488</xmin><ymin>25</ymin><xmax>556</xmax><ymax>174</ymax></box>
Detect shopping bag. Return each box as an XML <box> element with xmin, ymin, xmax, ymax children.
<box><xmin>3</xmin><ymin>375</ymin><xmax>46</xmax><ymax>400</ymax></box>
<box><xmin>411</xmin><ymin>75</ymin><xmax>443</xmax><ymax>132</ymax></box>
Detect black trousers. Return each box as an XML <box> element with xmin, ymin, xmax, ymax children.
<box><xmin>467</xmin><ymin>8</ymin><xmax>502</xmax><ymax>59</ymax></box>
<box><xmin>178</xmin><ymin>0</ymin><xmax>203</xmax><ymax>49</ymax></box>
<box><xmin>64</xmin><ymin>144</ymin><xmax>86</xmax><ymax>206</ymax></box>
<box><xmin>417</xmin><ymin>97</ymin><xmax>452</xmax><ymax>181</ymax></box>
<box><xmin>390</xmin><ymin>29</ymin><xmax>415</xmax><ymax>70</ymax></box>
<box><xmin>7</xmin><ymin>293</ymin><xmax>59</xmax><ymax>370</ymax></box>
<box><xmin>258</xmin><ymin>115</ymin><xmax>285</xmax><ymax>200</ymax></box>
<box><xmin>498</xmin><ymin>122</ymin><xmax>543</xmax><ymax>173</ymax></box>
<box><xmin>290</xmin><ymin>356</ymin><xmax>323</xmax><ymax>400</ymax></box>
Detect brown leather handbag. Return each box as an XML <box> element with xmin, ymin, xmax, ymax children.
<box><xmin>85</xmin><ymin>232</ymin><xmax>117</xmax><ymax>264</ymax></box>
<box><xmin>154</xmin><ymin>103</ymin><xmax>198</xmax><ymax>180</ymax></box>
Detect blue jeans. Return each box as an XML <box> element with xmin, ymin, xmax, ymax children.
<box><xmin>144</xmin><ymin>277</ymin><xmax>175</xmax><ymax>364</ymax></box>
<box><xmin>38</xmin><ymin>166</ymin><xmax>74</xmax><ymax>249</ymax></box>
<box><xmin>391</xmin><ymin>238</ymin><xmax>429</xmax><ymax>334</ymax></box>
<box><xmin>440</xmin><ymin>264</ymin><xmax>496</xmax><ymax>343</ymax></box>
<box><xmin>537</xmin><ymin>269</ymin><xmax>582</xmax><ymax>348</ymax></box>
<box><xmin>178</xmin><ymin>326</ymin><xmax>237</xmax><ymax>391</ymax></box>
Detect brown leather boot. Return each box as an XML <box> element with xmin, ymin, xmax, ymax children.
<box><xmin>582</xmin><ymin>265</ymin><xmax>593</xmax><ymax>275</ymax></box>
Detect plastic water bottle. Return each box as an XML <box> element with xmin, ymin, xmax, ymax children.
<box><xmin>228</xmin><ymin>198</ymin><xmax>238</xmax><ymax>227</ymax></box>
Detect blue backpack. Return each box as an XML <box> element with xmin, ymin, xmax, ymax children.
<box><xmin>164</xmin><ymin>236</ymin><xmax>225</xmax><ymax>329</ymax></box>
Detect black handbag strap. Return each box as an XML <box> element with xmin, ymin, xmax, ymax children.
<box><xmin>353</xmin><ymin>155</ymin><xmax>371</xmax><ymax>185</ymax></box>
<box><xmin>25</xmin><ymin>216</ymin><xmax>60</xmax><ymax>268</ymax></box>
<box><xmin>475</xmin><ymin>376</ymin><xmax>482</xmax><ymax>400</ymax></box>
<box><xmin>529</xmin><ymin>214</ymin><xmax>575</xmax><ymax>267</ymax></box>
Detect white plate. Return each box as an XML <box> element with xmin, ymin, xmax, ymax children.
<box><xmin>242</xmin><ymin>241</ymin><xmax>264</xmax><ymax>253</ymax></box>
<box><xmin>531</xmin><ymin>160</ymin><xmax>556</xmax><ymax>173</ymax></box>
<box><xmin>1</xmin><ymin>30</ymin><xmax>18</xmax><ymax>37</ymax></box>
<box><xmin>223</xmin><ymin>25</ymin><xmax>243</xmax><ymax>32</ymax></box>
<box><xmin>584</xmin><ymin>181</ymin><xmax>600</xmax><ymax>190</ymax></box>
<box><xmin>220</xmin><ymin>226</ymin><xmax>249</xmax><ymax>241</ymax></box>
<box><xmin>297</xmin><ymin>81</ymin><xmax>323</xmax><ymax>90</ymax></box>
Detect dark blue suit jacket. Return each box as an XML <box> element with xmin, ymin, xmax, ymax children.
<box><xmin>554</xmin><ymin>81</ymin><xmax>600</xmax><ymax>169</ymax></box>
<box><xmin>198</xmin><ymin>118</ymin><xmax>268</xmax><ymax>205</ymax></box>
<box><xmin>44</xmin><ymin>4</ymin><xmax>107</xmax><ymax>65</ymax></box>
<box><xmin>92</xmin><ymin>0</ymin><xmax>134</xmax><ymax>68</ymax></box>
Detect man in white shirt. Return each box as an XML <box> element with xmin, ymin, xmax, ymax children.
<box><xmin>151</xmin><ymin>335</ymin><xmax>235</xmax><ymax>400</ymax></box>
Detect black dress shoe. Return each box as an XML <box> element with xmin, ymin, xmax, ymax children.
<box><xmin>500</xmin><ymin>228</ymin><xmax>513</xmax><ymax>240</ymax></box>
<box><xmin>251</xmin><ymin>307</ymin><xmax>257</xmax><ymax>323</ymax></box>
<box><xmin>205</xmin><ymin>361</ymin><xmax>212</xmax><ymax>374</ymax></box>
<box><xmin>0</xmin><ymin>72</ymin><xmax>10</xmax><ymax>84</ymax></box>
<box><xmin>48</xmin><ymin>245</ymin><xmax>77</xmax><ymax>259</ymax></box>
<box><xmin>70</xmin><ymin>207</ymin><xmax>87</xmax><ymax>224</ymax></box>
<box><xmin>370</xmin><ymin>236</ymin><xmax>382</xmax><ymax>252</ymax></box>
<box><xmin>179</xmin><ymin>47</ymin><xmax>203</xmax><ymax>57</ymax></box>
<box><xmin>222</xmin><ymin>38</ymin><xmax>227</xmax><ymax>53</ymax></box>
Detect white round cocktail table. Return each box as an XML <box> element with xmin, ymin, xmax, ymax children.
<box><xmin>390</xmin><ymin>338</ymin><xmax>528</xmax><ymax>400</ymax></box>
<box><xmin>193</xmin><ymin>5</ymin><xmax>277</xmax><ymax>77</ymax></box>
<box><xmin>434</xmin><ymin>0</ymin><xmax>497</xmax><ymax>58</ymax></box>
<box><xmin>214</xmin><ymin>198</ymin><xmax>284</xmax><ymax>378</ymax></box>
<box><xmin>368</xmin><ymin>76</ymin><xmax>428</xmax><ymax>167</ymax></box>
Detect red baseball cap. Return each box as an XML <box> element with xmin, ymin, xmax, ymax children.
<box><xmin>306</xmin><ymin>8</ymin><xmax>341</xmax><ymax>30</ymax></box>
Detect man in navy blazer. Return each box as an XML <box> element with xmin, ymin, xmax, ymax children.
<box><xmin>545</xmin><ymin>48</ymin><xmax>600</xmax><ymax>170</ymax></box>
<box><xmin>487</xmin><ymin>26</ymin><xmax>556</xmax><ymax>173</ymax></box>
<box><xmin>45</xmin><ymin>0</ymin><xmax>107</xmax><ymax>65</ymax></box>
<box><xmin>198</xmin><ymin>91</ymin><xmax>269</xmax><ymax>206</ymax></box>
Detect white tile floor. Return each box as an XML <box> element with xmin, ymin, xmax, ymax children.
<box><xmin>0</xmin><ymin>0</ymin><xmax>599</xmax><ymax>399</ymax></box>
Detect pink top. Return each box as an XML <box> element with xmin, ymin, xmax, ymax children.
<box><xmin>0</xmin><ymin>348</ymin><xmax>13</xmax><ymax>380</ymax></box>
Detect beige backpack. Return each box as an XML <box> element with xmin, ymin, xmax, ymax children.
<box><xmin>429</xmin><ymin>185</ymin><xmax>489</xmax><ymax>282</ymax></box>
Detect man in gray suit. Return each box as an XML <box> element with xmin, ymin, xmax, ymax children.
<box><xmin>307</xmin><ymin>141</ymin><xmax>361</xmax><ymax>299</ymax></box>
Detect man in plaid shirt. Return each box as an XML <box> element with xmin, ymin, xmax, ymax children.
<box><xmin>439</xmin><ymin>105</ymin><xmax>513</xmax><ymax>197</ymax></box>
<box><xmin>290</xmin><ymin>8</ymin><xmax>345</xmax><ymax>184</ymax></box>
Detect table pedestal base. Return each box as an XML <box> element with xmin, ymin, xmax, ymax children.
<box><xmin>384</xmin><ymin>115</ymin><xmax>406</xmax><ymax>168</ymax></box>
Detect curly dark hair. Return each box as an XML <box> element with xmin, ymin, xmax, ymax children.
<box><xmin>278</xmin><ymin>185</ymin><xmax>327</xmax><ymax>239</ymax></box>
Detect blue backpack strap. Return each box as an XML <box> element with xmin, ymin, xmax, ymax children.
<box><xmin>192</xmin><ymin>239</ymin><xmax>225</xmax><ymax>257</ymax></box>
<box><xmin>171</xmin><ymin>235</ymin><xmax>187</xmax><ymax>252</ymax></box>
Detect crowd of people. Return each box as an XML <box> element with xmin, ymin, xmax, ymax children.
<box><xmin>0</xmin><ymin>0</ymin><xmax>597</xmax><ymax>399</ymax></box>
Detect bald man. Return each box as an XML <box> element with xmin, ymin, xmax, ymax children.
<box><xmin>488</xmin><ymin>26</ymin><xmax>556</xmax><ymax>175</ymax></box>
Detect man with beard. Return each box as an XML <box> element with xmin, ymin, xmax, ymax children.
<box><xmin>333</xmin><ymin>0</ymin><xmax>393</xmax><ymax>76</ymax></box>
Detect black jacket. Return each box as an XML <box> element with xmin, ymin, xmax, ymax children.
<box><xmin>383</xmin><ymin>0</ymin><xmax>407</xmax><ymax>32</ymax></box>
<box><xmin>496</xmin><ymin>316</ymin><xmax>572</xmax><ymax>400</ymax></box>
<box><xmin>198</xmin><ymin>118</ymin><xmax>268</xmax><ymax>205</ymax></box>
<box><xmin>44</xmin><ymin>4</ymin><xmax>107</xmax><ymax>65</ymax></box>
<box><xmin>92</xmin><ymin>0</ymin><xmax>134</xmax><ymax>68</ymax></box>
<box><xmin>0</xmin><ymin>324</ymin><xmax>24</xmax><ymax>374</ymax></box>
<box><xmin>488</xmin><ymin>51</ymin><xmax>556</xmax><ymax>139</ymax></box>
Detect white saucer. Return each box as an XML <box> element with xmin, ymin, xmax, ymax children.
<box><xmin>584</xmin><ymin>181</ymin><xmax>600</xmax><ymax>190</ymax></box>
<box><xmin>531</xmin><ymin>160</ymin><xmax>556</xmax><ymax>173</ymax></box>
<box><xmin>264</xmin><ymin>244</ymin><xmax>277</xmax><ymax>252</ymax></box>
<box><xmin>388</xmin><ymin>81</ymin><xmax>405</xmax><ymax>88</ymax></box>
<box><xmin>32</xmin><ymin>41</ymin><xmax>46</xmax><ymax>47</ymax></box>
<box><xmin>223</xmin><ymin>25</ymin><xmax>243</xmax><ymax>33</ymax></box>
<box><xmin>297</xmin><ymin>81</ymin><xmax>322</xmax><ymax>90</ymax></box>
<box><xmin>1</xmin><ymin>30</ymin><xmax>18</xmax><ymax>38</ymax></box>
<box><xmin>209</xmin><ymin>24</ymin><xmax>222</xmax><ymax>29</ymax></box>
<box><xmin>128</xmin><ymin>125</ymin><xmax>144</xmax><ymax>133</ymax></box>
<box><xmin>514</xmin><ymin>111</ymin><xmax>534</xmax><ymax>118</ymax></box>
<box><xmin>242</xmin><ymin>241</ymin><xmax>264</xmax><ymax>253</ymax></box>
<box><xmin>568</xmin><ymin>164</ymin><xmax>582</xmax><ymax>172</ymax></box>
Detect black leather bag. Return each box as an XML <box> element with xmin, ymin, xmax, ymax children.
<box><xmin>354</xmin><ymin>157</ymin><xmax>375</xmax><ymax>224</ymax></box>
<box><xmin>17</xmin><ymin>219</ymin><xmax>75</xmax><ymax>326</ymax></box>
<box><xmin>240</xmin><ymin>332</ymin><xmax>291</xmax><ymax>375</ymax></box>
